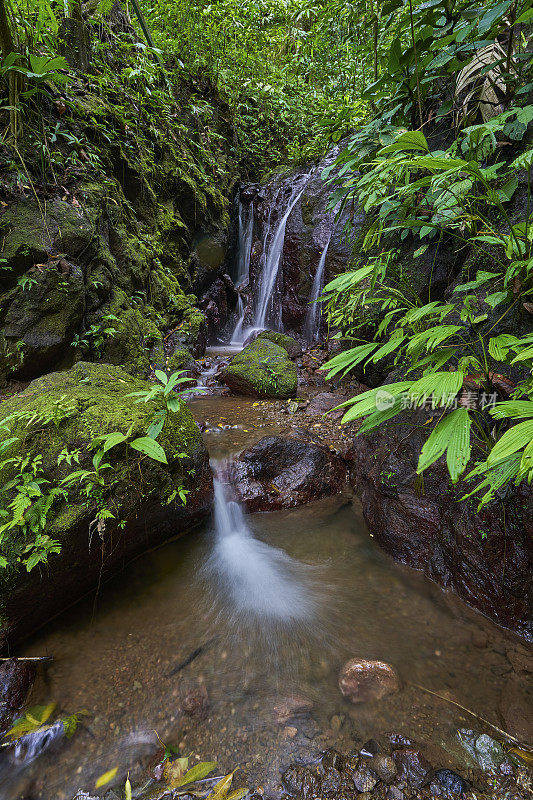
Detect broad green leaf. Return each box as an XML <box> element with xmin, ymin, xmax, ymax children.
<box><xmin>487</xmin><ymin>421</ymin><xmax>533</xmax><ymax>466</ymax></box>
<box><xmin>409</xmin><ymin>371</ymin><xmax>464</xmax><ymax>407</ymax></box>
<box><xmin>490</xmin><ymin>401</ymin><xmax>533</xmax><ymax>420</ymax></box>
<box><xmin>322</xmin><ymin>343</ymin><xmax>378</xmax><ymax>378</ymax></box>
<box><xmin>417</xmin><ymin>408</ymin><xmax>471</xmax><ymax>482</ymax></box>
<box><xmin>340</xmin><ymin>382</ymin><xmax>413</xmax><ymax>423</ymax></box>
<box><xmin>155</xmin><ymin>369</ymin><xmax>168</xmax><ymax>385</ymax></box>
<box><xmin>147</xmin><ymin>410</ymin><xmax>166</xmax><ymax>439</ymax></box>
<box><xmin>130</xmin><ymin>437</ymin><xmax>168</xmax><ymax>463</ymax></box>
<box><xmin>379</xmin><ymin>130</ymin><xmax>429</xmax><ymax>154</ymax></box>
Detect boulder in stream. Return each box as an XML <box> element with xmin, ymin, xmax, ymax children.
<box><xmin>0</xmin><ymin>362</ymin><xmax>213</xmax><ymax>647</ymax></box>
<box><xmin>227</xmin><ymin>432</ymin><xmax>347</xmax><ymax>510</ymax></box>
<box><xmin>350</xmin><ymin>406</ymin><xmax>533</xmax><ymax>636</ymax></box>
<box><xmin>220</xmin><ymin>338</ymin><xmax>297</xmax><ymax>399</ymax></box>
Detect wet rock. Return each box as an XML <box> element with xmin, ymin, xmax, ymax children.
<box><xmin>220</xmin><ymin>338</ymin><xmax>297</xmax><ymax>399</ymax></box>
<box><xmin>360</xmin><ymin>739</ymin><xmax>382</xmax><ymax>757</ymax></box>
<box><xmin>499</xmin><ymin>677</ymin><xmax>533</xmax><ymax>741</ymax></box>
<box><xmin>351</xmin><ymin>406</ymin><xmax>533</xmax><ymax>635</ymax></box>
<box><xmin>227</xmin><ymin>433</ymin><xmax>347</xmax><ymax>511</ymax></box>
<box><xmin>389</xmin><ymin>733</ymin><xmax>413</xmax><ymax>749</ymax></box>
<box><xmin>182</xmin><ymin>683</ymin><xmax>209</xmax><ymax>718</ymax></box>
<box><xmin>0</xmin><ymin>659</ymin><xmax>36</xmax><ymax>733</ymax></box>
<box><xmin>339</xmin><ymin>659</ymin><xmax>400</xmax><ymax>704</ymax></box>
<box><xmin>305</xmin><ymin>392</ymin><xmax>345</xmax><ymax>419</ymax></box>
<box><xmin>321</xmin><ymin>749</ymin><xmax>345</xmax><ymax>772</ymax></box>
<box><xmin>321</xmin><ymin>767</ymin><xmax>342</xmax><ymax>795</ymax></box>
<box><xmin>368</xmin><ymin>755</ymin><xmax>397</xmax><ymax>784</ymax></box>
<box><xmin>200</xmin><ymin>274</ymin><xmax>238</xmax><ymax>343</ymax></box>
<box><xmin>457</xmin><ymin>730</ymin><xmax>510</xmax><ymax>772</ymax></box>
<box><xmin>282</xmin><ymin>765</ymin><xmax>319</xmax><ymax>796</ymax></box>
<box><xmin>255</xmin><ymin>331</ymin><xmax>303</xmax><ymax>359</ymax></box>
<box><xmin>240</xmin><ymin>184</ymin><xmax>261</xmax><ymax>204</ymax></box>
<box><xmin>387</xmin><ymin>788</ymin><xmax>404</xmax><ymax>800</ymax></box>
<box><xmin>431</xmin><ymin>768</ymin><xmax>469</xmax><ymax>795</ymax></box>
<box><xmin>351</xmin><ymin>765</ymin><xmax>378</xmax><ymax>793</ymax></box>
<box><xmin>392</xmin><ymin>748</ymin><xmax>432</xmax><ymax>788</ymax></box>
<box><xmin>0</xmin><ymin>362</ymin><xmax>212</xmax><ymax>648</ymax></box>
<box><xmin>274</xmin><ymin>695</ymin><xmax>313</xmax><ymax>723</ymax></box>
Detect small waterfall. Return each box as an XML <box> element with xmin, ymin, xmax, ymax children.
<box><xmin>236</xmin><ymin>201</ymin><xmax>254</xmax><ymax>287</ymax></box>
<box><xmin>303</xmin><ymin>231</ymin><xmax>333</xmax><ymax>344</ymax></box>
<box><xmin>229</xmin><ymin>202</ymin><xmax>254</xmax><ymax>345</ymax></box>
<box><xmin>231</xmin><ymin>295</ymin><xmax>245</xmax><ymax>345</ymax></box>
<box><xmin>255</xmin><ymin>181</ymin><xmax>307</xmax><ymax>331</ymax></box>
<box><xmin>205</xmin><ymin>478</ymin><xmax>316</xmax><ymax>624</ymax></box>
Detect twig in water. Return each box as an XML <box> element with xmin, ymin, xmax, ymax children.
<box><xmin>411</xmin><ymin>682</ymin><xmax>531</xmax><ymax>748</ymax></box>
<box><xmin>0</xmin><ymin>656</ymin><xmax>52</xmax><ymax>662</ymax></box>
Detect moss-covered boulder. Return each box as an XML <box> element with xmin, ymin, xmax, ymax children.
<box><xmin>0</xmin><ymin>362</ymin><xmax>212</xmax><ymax>646</ymax></box>
<box><xmin>221</xmin><ymin>339</ymin><xmax>297</xmax><ymax>398</ymax></box>
<box><xmin>255</xmin><ymin>330</ymin><xmax>302</xmax><ymax>359</ymax></box>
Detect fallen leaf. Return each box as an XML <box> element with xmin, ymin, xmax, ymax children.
<box><xmin>95</xmin><ymin>767</ymin><xmax>118</xmax><ymax>788</ymax></box>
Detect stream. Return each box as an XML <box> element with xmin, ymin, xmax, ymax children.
<box><xmin>1</xmin><ymin>179</ymin><xmax>531</xmax><ymax>800</ymax></box>
<box><xmin>5</xmin><ymin>392</ymin><xmax>530</xmax><ymax>799</ymax></box>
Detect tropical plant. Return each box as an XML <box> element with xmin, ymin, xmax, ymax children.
<box><xmin>321</xmin><ymin>126</ymin><xmax>533</xmax><ymax>508</ymax></box>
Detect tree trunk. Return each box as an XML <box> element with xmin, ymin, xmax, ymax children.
<box><xmin>0</xmin><ymin>0</ymin><xmax>15</xmax><ymax>57</ymax></box>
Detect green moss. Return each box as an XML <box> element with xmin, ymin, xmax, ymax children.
<box><xmin>167</xmin><ymin>349</ymin><xmax>196</xmax><ymax>373</ymax></box>
<box><xmin>222</xmin><ymin>339</ymin><xmax>297</xmax><ymax>398</ymax></box>
<box><xmin>256</xmin><ymin>330</ymin><xmax>302</xmax><ymax>358</ymax></box>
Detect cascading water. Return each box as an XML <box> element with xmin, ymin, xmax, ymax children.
<box><xmin>235</xmin><ymin>201</ymin><xmax>254</xmax><ymax>287</ymax></box>
<box><xmin>230</xmin><ymin>202</ymin><xmax>254</xmax><ymax>345</ymax></box>
<box><xmin>303</xmin><ymin>231</ymin><xmax>333</xmax><ymax>344</ymax></box>
<box><xmin>255</xmin><ymin>180</ymin><xmax>308</xmax><ymax>332</ymax></box>
<box><xmin>205</xmin><ymin>477</ymin><xmax>316</xmax><ymax>624</ymax></box>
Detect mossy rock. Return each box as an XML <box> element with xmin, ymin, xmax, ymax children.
<box><xmin>0</xmin><ymin>361</ymin><xmax>212</xmax><ymax>646</ymax></box>
<box><xmin>167</xmin><ymin>348</ymin><xmax>197</xmax><ymax>373</ymax></box>
<box><xmin>221</xmin><ymin>339</ymin><xmax>297</xmax><ymax>399</ymax></box>
<box><xmin>255</xmin><ymin>330</ymin><xmax>302</xmax><ymax>359</ymax></box>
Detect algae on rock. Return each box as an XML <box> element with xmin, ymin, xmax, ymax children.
<box><xmin>221</xmin><ymin>338</ymin><xmax>297</xmax><ymax>398</ymax></box>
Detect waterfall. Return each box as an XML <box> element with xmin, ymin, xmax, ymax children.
<box><xmin>236</xmin><ymin>201</ymin><xmax>254</xmax><ymax>287</ymax></box>
<box><xmin>255</xmin><ymin>182</ymin><xmax>307</xmax><ymax>331</ymax></box>
<box><xmin>229</xmin><ymin>202</ymin><xmax>254</xmax><ymax>345</ymax></box>
<box><xmin>231</xmin><ymin>295</ymin><xmax>245</xmax><ymax>345</ymax></box>
<box><xmin>205</xmin><ymin>478</ymin><xmax>316</xmax><ymax>623</ymax></box>
<box><xmin>303</xmin><ymin>231</ymin><xmax>333</xmax><ymax>344</ymax></box>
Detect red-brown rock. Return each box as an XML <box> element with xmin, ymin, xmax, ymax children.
<box><xmin>339</xmin><ymin>658</ymin><xmax>400</xmax><ymax>704</ymax></box>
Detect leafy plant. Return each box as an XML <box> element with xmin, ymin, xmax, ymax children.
<box><xmin>322</xmin><ymin>126</ymin><xmax>533</xmax><ymax>509</ymax></box>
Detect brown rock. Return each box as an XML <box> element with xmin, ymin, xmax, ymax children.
<box><xmin>0</xmin><ymin>658</ymin><xmax>36</xmax><ymax>733</ymax></box>
<box><xmin>351</xmin><ymin>765</ymin><xmax>378</xmax><ymax>793</ymax></box>
<box><xmin>392</xmin><ymin>748</ymin><xmax>432</xmax><ymax>788</ymax></box>
<box><xmin>274</xmin><ymin>694</ymin><xmax>313</xmax><ymax>723</ymax></box>
<box><xmin>368</xmin><ymin>755</ymin><xmax>397</xmax><ymax>784</ymax></box>
<box><xmin>339</xmin><ymin>659</ymin><xmax>400</xmax><ymax>704</ymax></box>
<box><xmin>181</xmin><ymin>683</ymin><xmax>208</xmax><ymax>718</ymax></box>
<box><xmin>499</xmin><ymin>677</ymin><xmax>533</xmax><ymax>742</ymax></box>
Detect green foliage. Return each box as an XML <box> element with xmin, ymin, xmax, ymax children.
<box><xmin>322</xmin><ymin>121</ymin><xmax>533</xmax><ymax>508</ymax></box>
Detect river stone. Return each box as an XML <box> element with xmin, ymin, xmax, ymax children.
<box><xmin>0</xmin><ymin>658</ymin><xmax>36</xmax><ymax>733</ymax></box>
<box><xmin>392</xmin><ymin>748</ymin><xmax>432</xmax><ymax>788</ymax></box>
<box><xmin>368</xmin><ymin>755</ymin><xmax>397</xmax><ymax>783</ymax></box>
<box><xmin>351</xmin><ymin>765</ymin><xmax>378</xmax><ymax>792</ymax></box>
<box><xmin>457</xmin><ymin>730</ymin><xmax>509</xmax><ymax>772</ymax></box>
<box><xmin>273</xmin><ymin>694</ymin><xmax>313</xmax><ymax>723</ymax></box>
<box><xmin>0</xmin><ymin>362</ymin><xmax>212</xmax><ymax>647</ymax></box>
<box><xmin>339</xmin><ymin>658</ymin><xmax>400</xmax><ymax>704</ymax></box>
<box><xmin>227</xmin><ymin>432</ymin><xmax>347</xmax><ymax>511</ymax></box>
<box><xmin>282</xmin><ymin>765</ymin><xmax>319</xmax><ymax>796</ymax></box>
<box><xmin>220</xmin><ymin>338</ymin><xmax>297</xmax><ymax>398</ymax></box>
<box><xmin>431</xmin><ymin>768</ymin><xmax>469</xmax><ymax>794</ymax></box>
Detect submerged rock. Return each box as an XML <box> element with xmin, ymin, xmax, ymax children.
<box><xmin>227</xmin><ymin>432</ymin><xmax>347</xmax><ymax>510</ymax></box>
<box><xmin>431</xmin><ymin>768</ymin><xmax>469</xmax><ymax>794</ymax></box>
<box><xmin>0</xmin><ymin>362</ymin><xmax>212</xmax><ymax>647</ymax></box>
<box><xmin>0</xmin><ymin>659</ymin><xmax>36</xmax><ymax>734</ymax></box>
<box><xmin>391</xmin><ymin>747</ymin><xmax>432</xmax><ymax>788</ymax></box>
<box><xmin>220</xmin><ymin>338</ymin><xmax>297</xmax><ymax>398</ymax></box>
<box><xmin>273</xmin><ymin>694</ymin><xmax>313</xmax><ymax>723</ymax></box>
<box><xmin>339</xmin><ymin>658</ymin><xmax>400</xmax><ymax>704</ymax></box>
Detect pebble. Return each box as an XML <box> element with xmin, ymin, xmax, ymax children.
<box><xmin>351</xmin><ymin>765</ymin><xmax>378</xmax><ymax>793</ymax></box>
<box><xmin>368</xmin><ymin>755</ymin><xmax>397</xmax><ymax>783</ymax></box>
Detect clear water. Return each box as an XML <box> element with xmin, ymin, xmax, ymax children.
<box><xmin>303</xmin><ymin>232</ymin><xmax>332</xmax><ymax>344</ymax></box>
<box><xmin>4</xmin><ymin>397</ymin><xmax>530</xmax><ymax>800</ymax></box>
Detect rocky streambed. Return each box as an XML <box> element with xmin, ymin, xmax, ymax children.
<box><xmin>0</xmin><ymin>381</ymin><xmax>531</xmax><ymax>800</ymax></box>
